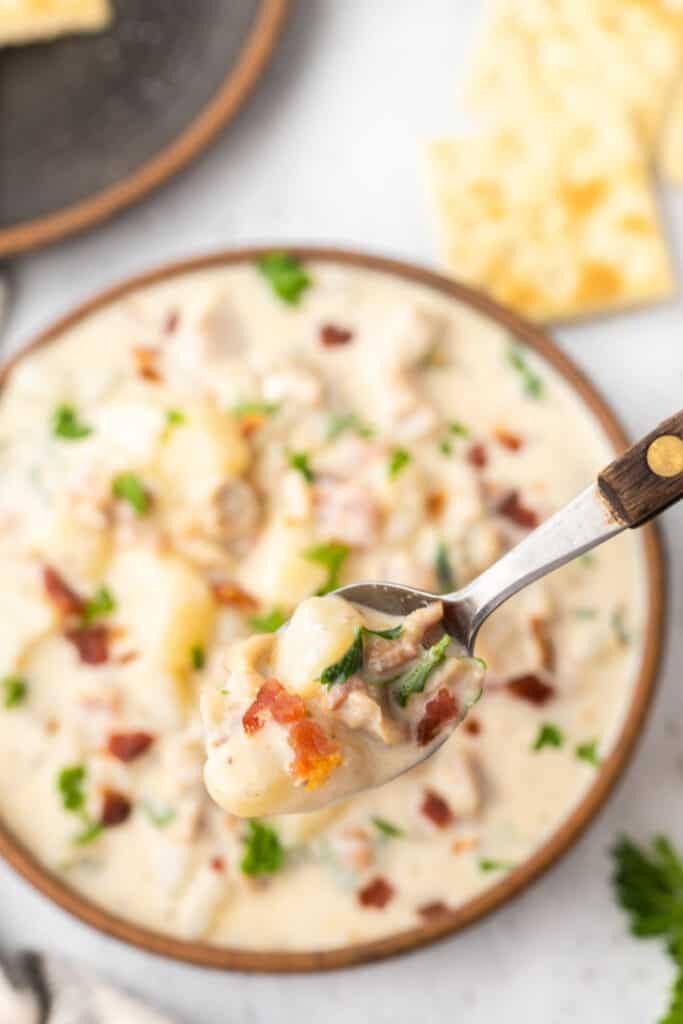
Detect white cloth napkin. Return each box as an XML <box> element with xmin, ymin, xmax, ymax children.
<box><xmin>0</xmin><ymin>953</ymin><xmax>181</xmax><ymax>1024</ymax></box>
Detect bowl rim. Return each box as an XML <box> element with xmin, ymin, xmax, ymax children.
<box><xmin>0</xmin><ymin>0</ymin><xmax>289</xmax><ymax>258</ymax></box>
<box><xmin>0</xmin><ymin>246</ymin><xmax>666</xmax><ymax>972</ymax></box>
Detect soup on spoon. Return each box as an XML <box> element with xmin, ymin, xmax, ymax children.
<box><xmin>201</xmin><ymin>594</ymin><xmax>485</xmax><ymax>816</ymax></box>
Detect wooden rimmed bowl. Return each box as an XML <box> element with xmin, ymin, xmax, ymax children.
<box><xmin>0</xmin><ymin>248</ymin><xmax>666</xmax><ymax>971</ymax></box>
<box><xmin>0</xmin><ymin>0</ymin><xmax>288</xmax><ymax>257</ymax></box>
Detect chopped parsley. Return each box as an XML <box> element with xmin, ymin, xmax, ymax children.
<box><xmin>57</xmin><ymin>764</ymin><xmax>103</xmax><ymax>845</ymax></box>
<box><xmin>532</xmin><ymin>723</ymin><xmax>564</xmax><ymax>752</ymax></box>
<box><xmin>573</xmin><ymin>607</ymin><xmax>598</xmax><ymax>621</ymax></box>
<box><xmin>362</xmin><ymin>624</ymin><xmax>404</xmax><ymax>640</ymax></box>
<box><xmin>288</xmin><ymin>450</ymin><xmax>315</xmax><ymax>483</ymax></box>
<box><xmin>141</xmin><ymin>800</ymin><xmax>176</xmax><ymax>828</ymax></box>
<box><xmin>112</xmin><ymin>473</ymin><xmax>149</xmax><ymax>516</ymax></box>
<box><xmin>231</xmin><ymin>399</ymin><xmax>280</xmax><ymax>417</ymax></box>
<box><xmin>304</xmin><ymin>541</ymin><xmax>350</xmax><ymax>596</ymax></box>
<box><xmin>165</xmin><ymin>408</ymin><xmax>186</xmax><ymax>428</ymax></box>
<box><xmin>439</xmin><ymin>439</ymin><xmax>453</xmax><ymax>457</ymax></box>
<box><xmin>256</xmin><ymin>251</ymin><xmax>311</xmax><ymax>305</ymax></box>
<box><xmin>391</xmin><ymin>634</ymin><xmax>450</xmax><ymax>708</ymax></box>
<box><xmin>319</xmin><ymin>628</ymin><xmax>363</xmax><ymax>688</ymax></box>
<box><xmin>611</xmin><ymin>605</ymin><xmax>632</xmax><ymax>646</ymax></box>
<box><xmin>612</xmin><ymin>835</ymin><xmax>683</xmax><ymax>1024</ymax></box>
<box><xmin>435</xmin><ymin>542</ymin><xmax>456</xmax><ymax>593</ymax></box>
<box><xmin>448</xmin><ymin>420</ymin><xmax>469</xmax><ymax>438</ymax></box>
<box><xmin>52</xmin><ymin>404</ymin><xmax>92</xmax><ymax>440</ymax></box>
<box><xmin>575</xmin><ymin>740</ymin><xmax>601</xmax><ymax>767</ymax></box>
<box><xmin>191</xmin><ymin>645</ymin><xmax>205</xmax><ymax>671</ymax></box>
<box><xmin>249</xmin><ymin>607</ymin><xmax>286</xmax><ymax>633</ymax></box>
<box><xmin>82</xmin><ymin>586</ymin><xmax>116</xmax><ymax>625</ymax></box>
<box><xmin>387</xmin><ymin>447</ymin><xmax>411</xmax><ymax>480</ymax></box>
<box><xmin>372</xmin><ymin>817</ymin><xmax>403</xmax><ymax>839</ymax></box>
<box><xmin>2</xmin><ymin>675</ymin><xmax>27</xmax><ymax>709</ymax></box>
<box><xmin>58</xmin><ymin>764</ymin><xmax>87</xmax><ymax>813</ymax></box>
<box><xmin>326</xmin><ymin>412</ymin><xmax>373</xmax><ymax>442</ymax></box>
<box><xmin>507</xmin><ymin>346</ymin><xmax>543</xmax><ymax>399</ymax></box>
<box><xmin>241</xmin><ymin>820</ymin><xmax>284</xmax><ymax>876</ymax></box>
<box><xmin>479</xmin><ymin>858</ymin><xmax>513</xmax><ymax>873</ymax></box>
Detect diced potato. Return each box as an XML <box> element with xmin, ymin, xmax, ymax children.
<box><xmin>237</xmin><ymin>522</ymin><xmax>327</xmax><ymax>608</ymax></box>
<box><xmin>203</xmin><ymin>725</ymin><xmax>292</xmax><ymax>818</ymax></box>
<box><xmin>44</xmin><ymin>498</ymin><xmax>111</xmax><ymax>583</ymax></box>
<box><xmin>158</xmin><ymin>400</ymin><xmax>248</xmax><ymax>506</ymax></box>
<box><xmin>0</xmin><ymin>560</ymin><xmax>57</xmax><ymax>670</ymax></box>
<box><xmin>108</xmin><ymin>547</ymin><xmax>215</xmax><ymax>725</ymax></box>
<box><xmin>274</xmin><ymin>595</ymin><xmax>363</xmax><ymax>697</ymax></box>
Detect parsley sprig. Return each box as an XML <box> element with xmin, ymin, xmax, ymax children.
<box><xmin>2</xmin><ymin>675</ymin><xmax>27</xmax><ymax>709</ymax></box>
<box><xmin>288</xmin><ymin>450</ymin><xmax>315</xmax><ymax>483</ymax></box>
<box><xmin>52</xmin><ymin>404</ymin><xmax>92</xmax><ymax>440</ymax></box>
<box><xmin>388</xmin><ymin>447</ymin><xmax>411</xmax><ymax>480</ymax></box>
<box><xmin>372</xmin><ymin>817</ymin><xmax>403</xmax><ymax>839</ymax></box>
<box><xmin>257</xmin><ymin>252</ymin><xmax>311</xmax><ymax>305</ymax></box>
<box><xmin>326</xmin><ymin>413</ymin><xmax>373</xmax><ymax>442</ymax></box>
<box><xmin>319</xmin><ymin>628</ymin><xmax>363</xmax><ymax>688</ymax></box>
<box><xmin>81</xmin><ymin>586</ymin><xmax>116</xmax><ymax>625</ymax></box>
<box><xmin>391</xmin><ymin>634</ymin><xmax>450</xmax><ymax>708</ymax></box>
<box><xmin>507</xmin><ymin>346</ymin><xmax>543</xmax><ymax>399</ymax></box>
<box><xmin>532</xmin><ymin>723</ymin><xmax>564</xmax><ymax>752</ymax></box>
<box><xmin>249</xmin><ymin>607</ymin><xmax>286</xmax><ymax>634</ymax></box>
<box><xmin>112</xmin><ymin>473</ymin><xmax>149</xmax><ymax>516</ymax></box>
<box><xmin>613</xmin><ymin>835</ymin><xmax>683</xmax><ymax>1024</ymax></box>
<box><xmin>57</xmin><ymin>764</ymin><xmax>103</xmax><ymax>846</ymax></box>
<box><xmin>241</xmin><ymin>820</ymin><xmax>284</xmax><ymax>876</ymax></box>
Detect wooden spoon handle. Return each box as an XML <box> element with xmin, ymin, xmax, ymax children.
<box><xmin>598</xmin><ymin>409</ymin><xmax>683</xmax><ymax>528</ymax></box>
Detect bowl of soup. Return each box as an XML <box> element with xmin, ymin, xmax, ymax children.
<box><xmin>0</xmin><ymin>248</ymin><xmax>664</xmax><ymax>970</ymax></box>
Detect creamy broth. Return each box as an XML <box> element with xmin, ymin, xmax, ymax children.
<box><xmin>0</xmin><ymin>259</ymin><xmax>644</xmax><ymax>949</ymax></box>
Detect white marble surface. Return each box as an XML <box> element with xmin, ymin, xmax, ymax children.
<box><xmin>2</xmin><ymin>2</ymin><xmax>682</xmax><ymax>1021</ymax></box>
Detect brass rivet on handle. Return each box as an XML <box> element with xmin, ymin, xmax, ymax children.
<box><xmin>647</xmin><ymin>435</ymin><xmax>683</xmax><ymax>478</ymax></box>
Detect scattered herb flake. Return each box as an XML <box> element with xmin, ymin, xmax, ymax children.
<box><xmin>2</xmin><ymin>675</ymin><xmax>27</xmax><ymax>709</ymax></box>
<box><xmin>388</xmin><ymin>447</ymin><xmax>411</xmax><ymax>480</ymax></box>
<box><xmin>438</xmin><ymin>438</ymin><xmax>453</xmax><ymax>457</ymax></box>
<box><xmin>256</xmin><ymin>252</ymin><xmax>311</xmax><ymax>305</ymax></box>
<box><xmin>165</xmin><ymin>408</ymin><xmax>185</xmax><ymax>427</ymax></box>
<box><xmin>372</xmin><ymin>817</ymin><xmax>403</xmax><ymax>839</ymax></box>
<box><xmin>532</xmin><ymin>723</ymin><xmax>564</xmax><ymax>752</ymax></box>
<box><xmin>391</xmin><ymin>634</ymin><xmax>450</xmax><ymax>708</ymax></box>
<box><xmin>362</xmin><ymin>624</ymin><xmax>404</xmax><ymax>640</ymax></box>
<box><xmin>435</xmin><ymin>542</ymin><xmax>456</xmax><ymax>593</ymax></box>
<box><xmin>141</xmin><ymin>800</ymin><xmax>176</xmax><ymax>828</ymax></box>
<box><xmin>288</xmin><ymin>450</ymin><xmax>315</xmax><ymax>483</ymax></box>
<box><xmin>241</xmin><ymin>819</ymin><xmax>284</xmax><ymax>876</ymax></box>
<box><xmin>574</xmin><ymin>608</ymin><xmax>598</xmax><ymax>621</ymax></box>
<box><xmin>449</xmin><ymin>420</ymin><xmax>469</xmax><ymax>437</ymax></box>
<box><xmin>249</xmin><ymin>607</ymin><xmax>286</xmax><ymax>633</ymax></box>
<box><xmin>112</xmin><ymin>473</ymin><xmax>149</xmax><ymax>516</ymax></box>
<box><xmin>52</xmin><ymin>404</ymin><xmax>92</xmax><ymax>440</ymax></box>
<box><xmin>507</xmin><ymin>346</ymin><xmax>543</xmax><ymax>399</ymax></box>
<box><xmin>326</xmin><ymin>412</ymin><xmax>373</xmax><ymax>442</ymax></box>
<box><xmin>72</xmin><ymin>820</ymin><xmax>104</xmax><ymax>846</ymax></box>
<box><xmin>611</xmin><ymin>606</ymin><xmax>632</xmax><ymax>646</ymax></box>
<box><xmin>612</xmin><ymin>835</ymin><xmax>683</xmax><ymax>1024</ymax></box>
<box><xmin>304</xmin><ymin>541</ymin><xmax>350</xmax><ymax>596</ymax></box>
<box><xmin>575</xmin><ymin>740</ymin><xmax>601</xmax><ymax>767</ymax></box>
<box><xmin>479</xmin><ymin>858</ymin><xmax>513</xmax><ymax>873</ymax></box>
<box><xmin>82</xmin><ymin>586</ymin><xmax>116</xmax><ymax>625</ymax></box>
<box><xmin>319</xmin><ymin>628</ymin><xmax>363</xmax><ymax>688</ymax></box>
<box><xmin>191</xmin><ymin>645</ymin><xmax>205</xmax><ymax>671</ymax></box>
<box><xmin>231</xmin><ymin>399</ymin><xmax>280</xmax><ymax>417</ymax></box>
<box><xmin>57</xmin><ymin>764</ymin><xmax>87</xmax><ymax>813</ymax></box>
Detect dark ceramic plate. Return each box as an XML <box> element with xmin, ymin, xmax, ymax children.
<box><xmin>0</xmin><ymin>0</ymin><xmax>287</xmax><ymax>256</ymax></box>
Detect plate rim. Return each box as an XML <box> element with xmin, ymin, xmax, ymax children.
<box><xmin>0</xmin><ymin>246</ymin><xmax>667</xmax><ymax>972</ymax></box>
<box><xmin>0</xmin><ymin>0</ymin><xmax>289</xmax><ymax>258</ymax></box>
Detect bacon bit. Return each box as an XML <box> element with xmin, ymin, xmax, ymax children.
<box><xmin>358</xmin><ymin>876</ymin><xmax>394</xmax><ymax>909</ymax></box>
<box><xmin>467</xmin><ymin>442</ymin><xmax>488</xmax><ymax>469</ymax></box>
<box><xmin>320</xmin><ymin>323</ymin><xmax>354</xmax><ymax>347</ymax></box>
<box><xmin>530</xmin><ymin>616</ymin><xmax>555</xmax><ymax>671</ymax></box>
<box><xmin>132</xmin><ymin>346</ymin><xmax>162</xmax><ymax>383</ymax></box>
<box><xmin>494</xmin><ymin>427</ymin><xmax>523</xmax><ymax>451</ymax></box>
<box><xmin>243</xmin><ymin>679</ymin><xmax>306</xmax><ymax>735</ymax></box>
<box><xmin>210</xmin><ymin>856</ymin><xmax>225</xmax><ymax>872</ymax></box>
<box><xmin>426</xmin><ymin>490</ymin><xmax>446</xmax><ymax>520</ymax></box>
<box><xmin>163</xmin><ymin>309</ymin><xmax>180</xmax><ymax>334</ymax></box>
<box><xmin>107</xmin><ymin>731</ymin><xmax>155</xmax><ymax>762</ymax></box>
<box><xmin>451</xmin><ymin>836</ymin><xmax>479</xmax><ymax>855</ymax></box>
<box><xmin>417</xmin><ymin>900</ymin><xmax>450</xmax><ymax>919</ymax></box>
<box><xmin>65</xmin><ymin>626</ymin><xmax>110</xmax><ymax>665</ymax></box>
<box><xmin>100</xmin><ymin>789</ymin><xmax>132</xmax><ymax>827</ymax></box>
<box><xmin>506</xmin><ymin>674</ymin><xmax>555</xmax><ymax>705</ymax></box>
<box><xmin>288</xmin><ymin>718</ymin><xmax>342</xmax><ymax>790</ymax></box>
<box><xmin>210</xmin><ymin>580</ymin><xmax>259</xmax><ymax>611</ymax></box>
<box><xmin>43</xmin><ymin>566</ymin><xmax>84</xmax><ymax>616</ymax></box>
<box><xmin>416</xmin><ymin>688</ymin><xmax>459</xmax><ymax>746</ymax></box>
<box><xmin>464</xmin><ymin>715</ymin><xmax>482</xmax><ymax>736</ymax></box>
<box><xmin>421</xmin><ymin>790</ymin><xmax>454</xmax><ymax>828</ymax></box>
<box><xmin>497</xmin><ymin>491</ymin><xmax>538</xmax><ymax>529</ymax></box>
<box><xmin>114</xmin><ymin>650</ymin><xmax>139</xmax><ymax>666</ymax></box>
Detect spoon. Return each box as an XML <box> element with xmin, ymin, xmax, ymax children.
<box><xmin>335</xmin><ymin>409</ymin><xmax>682</xmax><ymax>760</ymax></box>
